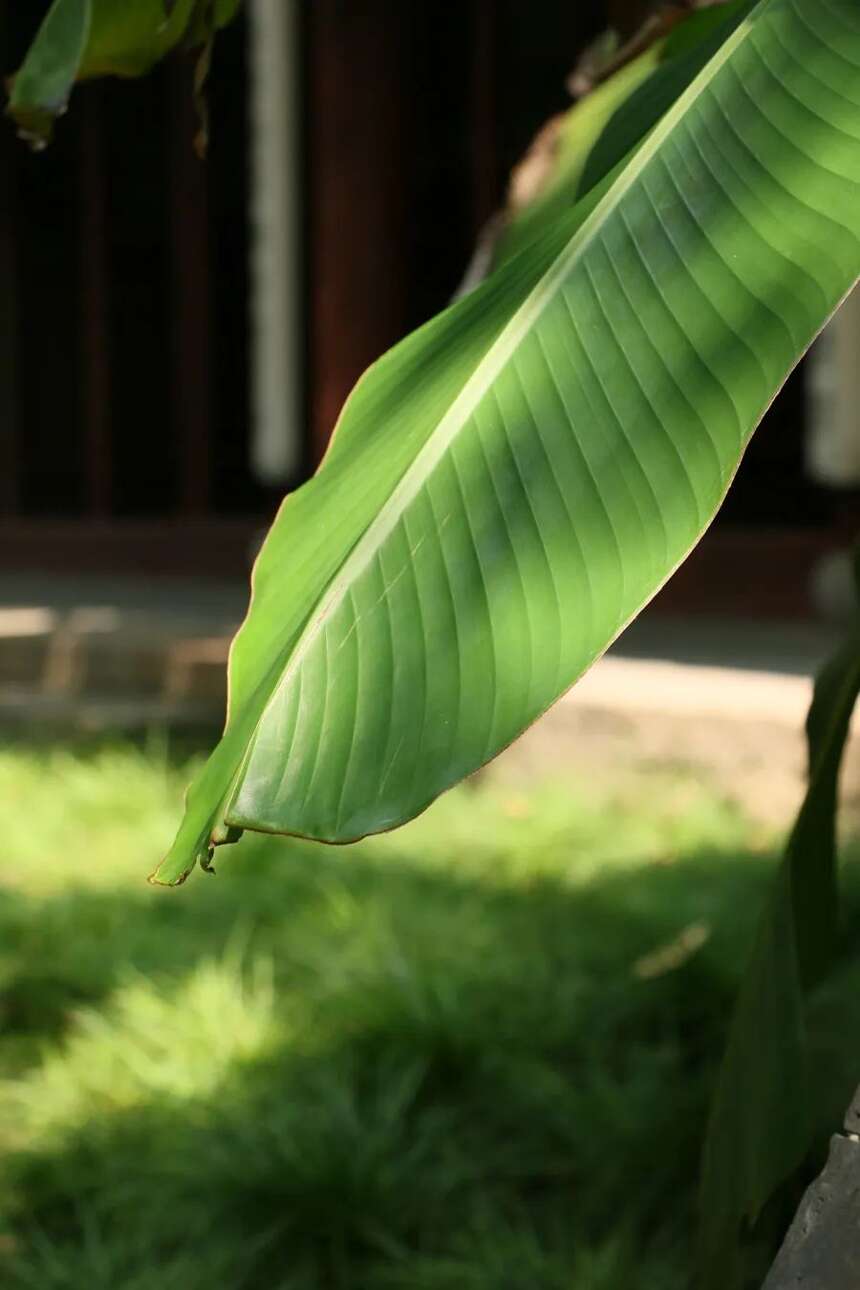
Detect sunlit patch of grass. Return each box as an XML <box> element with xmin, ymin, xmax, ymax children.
<box><xmin>0</xmin><ymin>735</ymin><xmax>193</xmax><ymax>893</ymax></box>
<box><xmin>4</xmin><ymin>954</ymin><xmax>278</xmax><ymax>1142</ymax></box>
<box><xmin>0</xmin><ymin>738</ymin><xmax>857</xmax><ymax>1289</ymax></box>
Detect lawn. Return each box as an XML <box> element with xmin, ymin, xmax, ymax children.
<box><xmin>0</xmin><ymin>737</ymin><xmax>858</xmax><ymax>1289</ymax></box>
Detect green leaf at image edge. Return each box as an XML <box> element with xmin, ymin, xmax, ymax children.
<box><xmin>697</xmin><ymin>620</ymin><xmax>860</xmax><ymax>1290</ymax></box>
<box><xmin>155</xmin><ymin>0</ymin><xmax>860</xmax><ymax>885</ymax></box>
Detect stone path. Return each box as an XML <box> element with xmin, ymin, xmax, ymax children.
<box><xmin>0</xmin><ymin>574</ymin><xmax>855</xmax><ymax>825</ymax></box>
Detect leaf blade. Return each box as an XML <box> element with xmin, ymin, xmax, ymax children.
<box><xmin>7</xmin><ymin>0</ymin><xmax>241</xmax><ymax>146</ymax></box>
<box><xmin>157</xmin><ymin>0</ymin><xmax>860</xmax><ymax>882</ymax></box>
<box><xmin>8</xmin><ymin>0</ymin><xmax>92</xmax><ymax>145</ymax></box>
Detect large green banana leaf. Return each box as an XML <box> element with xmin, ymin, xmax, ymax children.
<box><xmin>697</xmin><ymin>609</ymin><xmax>860</xmax><ymax>1288</ymax></box>
<box><xmin>156</xmin><ymin>0</ymin><xmax>860</xmax><ymax>884</ymax></box>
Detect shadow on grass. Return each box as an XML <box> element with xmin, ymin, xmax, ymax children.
<box><xmin>2</xmin><ymin>822</ymin><xmax>859</xmax><ymax>1290</ymax></box>
<box><xmin>1</xmin><ymin>832</ymin><xmax>767</xmax><ymax>1056</ymax></box>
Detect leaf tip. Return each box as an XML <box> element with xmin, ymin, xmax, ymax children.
<box><xmin>4</xmin><ymin>89</ymin><xmax>59</xmax><ymax>151</ymax></box>
<box><xmin>148</xmin><ymin>858</ymin><xmax>196</xmax><ymax>888</ymax></box>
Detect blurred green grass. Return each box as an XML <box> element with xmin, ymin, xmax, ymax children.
<box><xmin>0</xmin><ymin>738</ymin><xmax>858</xmax><ymax>1289</ymax></box>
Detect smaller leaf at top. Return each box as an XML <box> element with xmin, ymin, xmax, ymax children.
<box><xmin>7</xmin><ymin>0</ymin><xmax>91</xmax><ymax>149</ymax></box>
<box><xmin>488</xmin><ymin>0</ymin><xmax>751</xmax><ymax>272</ymax></box>
<box><xmin>7</xmin><ymin>0</ymin><xmax>241</xmax><ymax>149</ymax></box>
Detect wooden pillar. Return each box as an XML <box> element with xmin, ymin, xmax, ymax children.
<box><xmin>248</xmin><ymin>0</ymin><xmax>303</xmax><ymax>485</ymax></box>
<box><xmin>471</xmin><ymin>0</ymin><xmax>500</xmax><ymax>232</ymax></box>
<box><xmin>307</xmin><ymin>1</ymin><xmax>412</xmax><ymax>460</ymax></box>
<box><xmin>170</xmin><ymin>59</ymin><xmax>212</xmax><ymax>515</ymax></box>
<box><xmin>78</xmin><ymin>90</ymin><xmax>113</xmax><ymax>517</ymax></box>
<box><xmin>0</xmin><ymin>11</ymin><xmax>20</xmax><ymax>516</ymax></box>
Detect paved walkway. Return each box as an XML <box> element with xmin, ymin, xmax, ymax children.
<box><xmin>0</xmin><ymin>574</ymin><xmax>245</xmax><ymax>727</ymax></box>
<box><xmin>0</xmin><ymin>574</ymin><xmax>855</xmax><ymax>824</ymax></box>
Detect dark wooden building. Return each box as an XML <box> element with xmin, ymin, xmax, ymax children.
<box><xmin>0</xmin><ymin>1</ymin><xmax>855</xmax><ymax>615</ymax></box>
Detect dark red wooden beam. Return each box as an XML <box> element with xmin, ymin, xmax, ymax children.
<box><xmin>0</xmin><ymin>151</ymin><xmax>19</xmax><ymax>517</ymax></box>
<box><xmin>0</xmin><ymin>518</ymin><xmax>260</xmax><ymax>577</ymax></box>
<box><xmin>78</xmin><ymin>90</ymin><xmax>113</xmax><ymax>518</ymax></box>
<box><xmin>170</xmin><ymin>58</ymin><xmax>212</xmax><ymax>515</ymax></box>
<box><xmin>307</xmin><ymin>1</ymin><xmax>411</xmax><ymax>461</ymax></box>
<box><xmin>471</xmin><ymin>0</ymin><xmax>500</xmax><ymax>232</ymax></box>
<box><xmin>0</xmin><ymin>10</ymin><xmax>20</xmax><ymax>518</ymax></box>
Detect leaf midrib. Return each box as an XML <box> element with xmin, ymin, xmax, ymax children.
<box><xmin>251</xmin><ymin>3</ymin><xmax>763</xmax><ymax>731</ymax></box>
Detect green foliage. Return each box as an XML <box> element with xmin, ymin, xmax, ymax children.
<box><xmin>157</xmin><ymin>0</ymin><xmax>860</xmax><ymax>884</ymax></box>
<box><xmin>8</xmin><ymin>0</ymin><xmax>240</xmax><ymax>146</ymax></box>
<box><xmin>491</xmin><ymin>50</ymin><xmax>661</xmax><ymax>269</ymax></box>
<box><xmin>7</xmin><ymin>0</ymin><xmax>90</xmax><ymax>147</ymax></box>
<box><xmin>494</xmin><ymin>0</ymin><xmax>753</xmax><ymax>268</ymax></box>
<box><xmin>5</xmin><ymin>0</ymin><xmax>860</xmax><ymax>1280</ymax></box>
<box><xmin>576</xmin><ymin>0</ymin><xmax>752</xmax><ymax>196</ymax></box>
<box><xmin>3</xmin><ymin>738</ymin><xmax>860</xmax><ymax>1288</ymax></box>
<box><xmin>698</xmin><ymin>620</ymin><xmax>860</xmax><ymax>1288</ymax></box>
